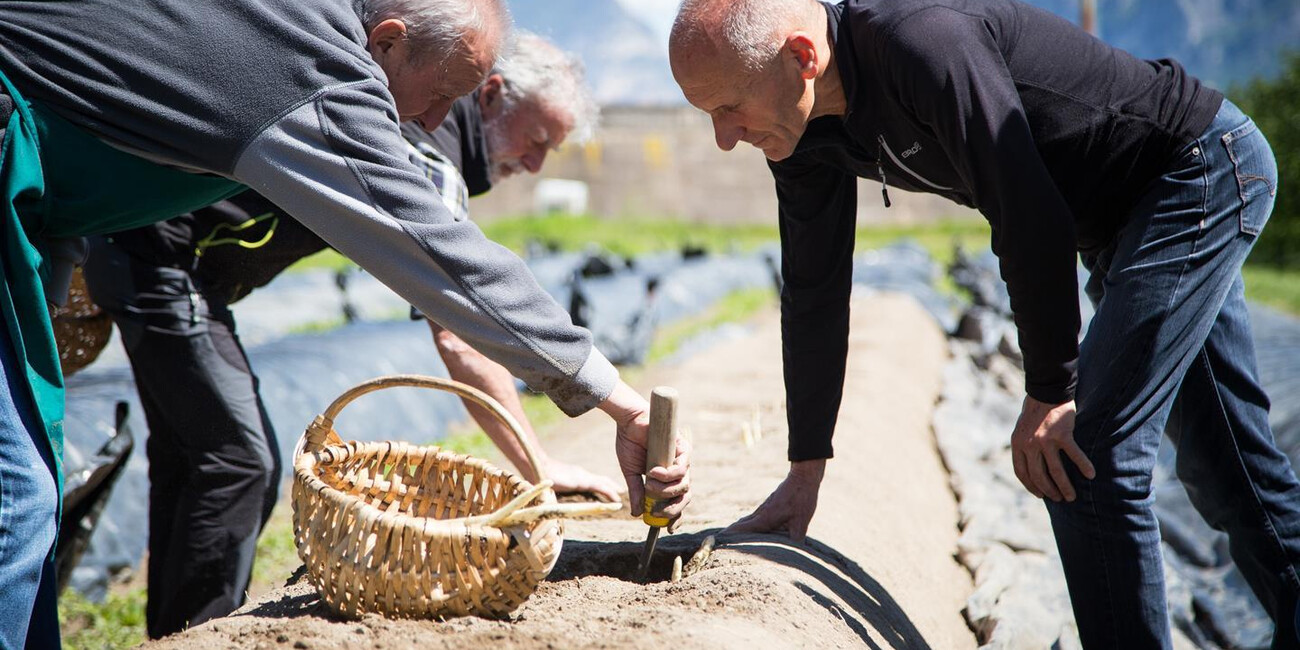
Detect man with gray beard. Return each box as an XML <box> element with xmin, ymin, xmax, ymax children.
<box><xmin>84</xmin><ymin>31</ymin><xmax>625</xmax><ymax>638</ymax></box>
<box><xmin>669</xmin><ymin>0</ymin><xmax>1297</xmax><ymax>646</ymax></box>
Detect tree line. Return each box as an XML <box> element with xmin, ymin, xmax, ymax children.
<box><xmin>1232</xmin><ymin>52</ymin><xmax>1300</xmax><ymax>268</ymax></box>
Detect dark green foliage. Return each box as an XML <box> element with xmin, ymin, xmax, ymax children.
<box><xmin>1232</xmin><ymin>52</ymin><xmax>1300</xmax><ymax>268</ymax></box>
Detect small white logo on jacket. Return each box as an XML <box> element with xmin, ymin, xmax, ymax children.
<box><xmin>901</xmin><ymin>142</ymin><xmax>922</xmax><ymax>158</ymax></box>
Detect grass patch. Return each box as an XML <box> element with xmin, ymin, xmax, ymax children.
<box><xmin>485</xmin><ymin>213</ymin><xmax>990</xmax><ymax>262</ymax></box>
<box><xmin>59</xmin><ymin>587</ymin><xmax>147</xmax><ymax>650</ymax></box>
<box><xmin>1244</xmin><ymin>265</ymin><xmax>1300</xmax><ymax>316</ymax></box>
<box><xmin>481</xmin><ymin>213</ymin><xmax>779</xmax><ymax>257</ymax></box>
<box><xmin>516</xmin><ymin>393</ymin><xmax>567</xmax><ymax>434</ymax></box>
<box><xmin>646</xmin><ymin>287</ymin><xmax>778</xmax><ymax>365</ymax></box>
<box><xmin>281</xmin><ymin>215</ymin><xmax>989</xmax><ymax>273</ymax></box>
<box><xmin>434</xmin><ymin>392</ymin><xmax>565</xmax><ymax>463</ymax></box>
<box><xmin>432</xmin><ymin>428</ymin><xmax>497</xmax><ymax>458</ymax></box>
<box><xmin>855</xmin><ymin>219</ymin><xmax>990</xmax><ymax>266</ymax></box>
<box><xmin>282</xmin><ymin>216</ymin><xmax>1298</xmax><ymax>319</ymax></box>
<box><xmin>250</xmin><ymin>495</ymin><xmax>299</xmax><ymax>597</ymax></box>
<box><xmin>286</xmin><ymin>248</ymin><xmax>355</xmax><ymax>274</ymax></box>
<box><xmin>286</xmin><ymin>316</ymin><xmax>347</xmax><ymax>335</ymax></box>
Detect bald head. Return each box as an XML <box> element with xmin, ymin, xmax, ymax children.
<box><xmin>670</xmin><ymin>0</ymin><xmax>824</xmax><ymax>72</ymax></box>
<box><xmin>669</xmin><ymin>0</ymin><xmax>843</xmax><ymax>162</ymax></box>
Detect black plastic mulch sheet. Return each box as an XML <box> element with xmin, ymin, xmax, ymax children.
<box><xmin>951</xmin><ymin>251</ymin><xmax>1297</xmax><ymax>649</ymax></box>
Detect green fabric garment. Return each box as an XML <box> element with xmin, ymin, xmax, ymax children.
<box><xmin>0</xmin><ymin>68</ymin><xmax>245</xmax><ymax>546</ymax></box>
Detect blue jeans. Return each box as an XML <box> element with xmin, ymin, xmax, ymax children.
<box><xmin>0</xmin><ymin>320</ymin><xmax>60</xmax><ymax>649</ymax></box>
<box><xmin>1046</xmin><ymin>99</ymin><xmax>1300</xmax><ymax>648</ymax></box>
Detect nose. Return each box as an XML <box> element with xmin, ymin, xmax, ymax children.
<box><xmin>522</xmin><ymin>147</ymin><xmax>548</xmax><ymax>174</ymax></box>
<box><xmin>711</xmin><ymin>114</ymin><xmax>743</xmax><ymax>152</ymax></box>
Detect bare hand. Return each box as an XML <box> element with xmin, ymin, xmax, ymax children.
<box><xmin>599</xmin><ymin>381</ymin><xmax>693</xmax><ymax>524</ymax></box>
<box><xmin>1010</xmin><ymin>396</ymin><xmax>1096</xmax><ymax>502</ymax></box>
<box><xmin>544</xmin><ymin>459</ymin><xmax>623</xmax><ymax>503</ymax></box>
<box><xmin>724</xmin><ymin>459</ymin><xmax>825</xmax><ymax>543</ymax></box>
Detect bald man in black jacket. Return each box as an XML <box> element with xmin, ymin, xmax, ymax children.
<box><xmin>670</xmin><ymin>0</ymin><xmax>1298</xmax><ymax>646</ymax></box>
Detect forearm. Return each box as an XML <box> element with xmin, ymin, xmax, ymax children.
<box><xmin>233</xmin><ymin>84</ymin><xmax>619</xmax><ymax>415</ymax></box>
<box><xmin>431</xmin><ymin>322</ymin><xmax>548</xmax><ymax>481</ymax></box>
<box><xmin>998</xmin><ymin>239</ymin><xmax>1081</xmax><ymax>403</ymax></box>
<box><xmin>791</xmin><ymin>458</ymin><xmax>827</xmax><ymax>480</ymax></box>
<box><xmin>779</xmin><ymin>225</ymin><xmax>853</xmax><ymax>462</ymax></box>
<box><xmin>771</xmin><ymin>156</ymin><xmax>857</xmax><ymax>463</ymax></box>
<box><xmin>783</xmin><ymin>309</ymin><xmax>849</xmax><ymax>461</ymax></box>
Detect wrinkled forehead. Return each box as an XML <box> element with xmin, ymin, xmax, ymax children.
<box><xmin>444</xmin><ymin>34</ymin><xmax>498</xmax><ymax>96</ymax></box>
<box><xmin>468</xmin><ymin>24</ymin><xmax>503</xmax><ymax>77</ymax></box>
<box><xmin>500</xmin><ymin>97</ymin><xmax>577</xmax><ymax>141</ymax></box>
<box><xmin>673</xmin><ymin>47</ymin><xmax>753</xmax><ymax>110</ymax></box>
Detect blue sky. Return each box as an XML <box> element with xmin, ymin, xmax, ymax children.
<box><xmin>613</xmin><ymin>0</ymin><xmax>678</xmax><ymax>45</ymax></box>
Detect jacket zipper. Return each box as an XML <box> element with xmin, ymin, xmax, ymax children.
<box><xmin>877</xmin><ymin>135</ymin><xmax>953</xmax><ymax>193</ymax></box>
<box><xmin>875</xmin><ymin>140</ymin><xmax>892</xmax><ymax>208</ymax></box>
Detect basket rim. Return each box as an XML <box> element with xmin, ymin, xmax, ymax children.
<box><xmin>295</xmin><ymin>374</ymin><xmax>546</xmax><ymax>483</ymax></box>
<box><xmin>293</xmin><ymin>438</ymin><xmax>554</xmax><ymax>534</ymax></box>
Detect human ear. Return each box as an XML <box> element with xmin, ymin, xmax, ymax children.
<box><xmin>478</xmin><ymin>74</ymin><xmax>506</xmax><ymax>118</ymax></box>
<box><xmin>785</xmin><ymin>33</ymin><xmax>819</xmax><ymax>80</ymax></box>
<box><xmin>367</xmin><ymin>19</ymin><xmax>409</xmax><ymax>62</ymax></box>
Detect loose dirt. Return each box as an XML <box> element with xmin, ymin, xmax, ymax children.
<box><xmin>141</xmin><ymin>294</ymin><xmax>975</xmax><ymax>649</ymax></box>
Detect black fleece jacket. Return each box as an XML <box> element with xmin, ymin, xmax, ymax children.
<box><xmin>777</xmin><ymin>0</ymin><xmax>1222</xmax><ymax>461</ymax></box>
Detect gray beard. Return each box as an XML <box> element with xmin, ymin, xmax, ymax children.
<box><xmin>482</xmin><ymin>112</ymin><xmax>525</xmax><ymax>183</ymax></box>
<box><xmin>483</xmin><ymin>117</ymin><xmax>509</xmax><ymax>183</ymax></box>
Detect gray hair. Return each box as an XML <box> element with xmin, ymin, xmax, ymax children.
<box><xmin>361</xmin><ymin>0</ymin><xmax>512</xmax><ymax>66</ymax></box>
<box><xmin>672</xmin><ymin>0</ymin><xmax>822</xmax><ymax>71</ymax></box>
<box><xmin>493</xmin><ymin>31</ymin><xmax>599</xmax><ymax>142</ymax></box>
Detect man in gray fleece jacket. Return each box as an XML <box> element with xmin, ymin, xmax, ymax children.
<box><xmin>0</xmin><ymin>1</ymin><xmax>691</xmax><ymax>646</ymax></box>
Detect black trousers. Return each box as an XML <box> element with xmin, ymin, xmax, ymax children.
<box><xmin>84</xmin><ymin>240</ymin><xmax>280</xmax><ymax>638</ymax></box>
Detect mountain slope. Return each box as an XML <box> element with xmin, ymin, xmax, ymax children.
<box><xmin>507</xmin><ymin>0</ymin><xmax>1298</xmax><ymax>104</ymax></box>
<box><xmin>509</xmin><ymin>0</ymin><xmax>680</xmax><ymax>105</ymax></box>
<box><xmin>1026</xmin><ymin>0</ymin><xmax>1300</xmax><ymax>88</ymax></box>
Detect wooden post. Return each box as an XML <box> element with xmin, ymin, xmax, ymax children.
<box><xmin>1080</xmin><ymin>0</ymin><xmax>1097</xmax><ymax>36</ymax></box>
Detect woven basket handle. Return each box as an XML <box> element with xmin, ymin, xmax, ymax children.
<box><xmin>296</xmin><ymin>374</ymin><xmax>548</xmax><ymax>484</ymax></box>
<box><xmin>460</xmin><ymin>480</ymin><xmax>623</xmax><ymax>528</ymax></box>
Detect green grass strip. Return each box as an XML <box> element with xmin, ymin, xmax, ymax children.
<box><xmin>645</xmin><ymin>287</ymin><xmax>777</xmax><ymax>365</ymax></box>
<box><xmin>480</xmin><ymin>213</ymin><xmax>779</xmax><ymax>258</ymax></box>
<box><xmin>1243</xmin><ymin>265</ymin><xmax>1300</xmax><ymax>316</ymax></box>
<box><xmin>59</xmin><ymin>588</ymin><xmax>147</xmax><ymax>650</ymax></box>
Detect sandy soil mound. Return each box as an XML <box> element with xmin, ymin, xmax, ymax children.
<box><xmin>141</xmin><ymin>294</ymin><xmax>974</xmax><ymax>650</ymax></box>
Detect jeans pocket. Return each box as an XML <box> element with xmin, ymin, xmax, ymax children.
<box><xmin>1221</xmin><ymin>121</ymin><xmax>1278</xmax><ymax>236</ymax></box>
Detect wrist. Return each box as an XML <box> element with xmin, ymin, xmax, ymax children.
<box><xmin>1023</xmin><ymin>394</ymin><xmax>1073</xmax><ymax>412</ymax></box>
<box><xmin>597</xmin><ymin>381</ymin><xmax>647</xmax><ymax>424</ymax></box>
<box><xmin>790</xmin><ymin>458</ymin><xmax>827</xmax><ymax>481</ymax></box>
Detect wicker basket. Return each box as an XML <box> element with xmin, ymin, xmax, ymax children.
<box><xmin>292</xmin><ymin>374</ymin><xmax>620</xmax><ymax>620</ymax></box>
<box><xmin>53</xmin><ymin>268</ymin><xmax>113</xmax><ymax>377</ymax></box>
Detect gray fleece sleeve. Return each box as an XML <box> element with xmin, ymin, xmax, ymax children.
<box><xmin>232</xmin><ymin>80</ymin><xmax>618</xmax><ymax>416</ymax></box>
